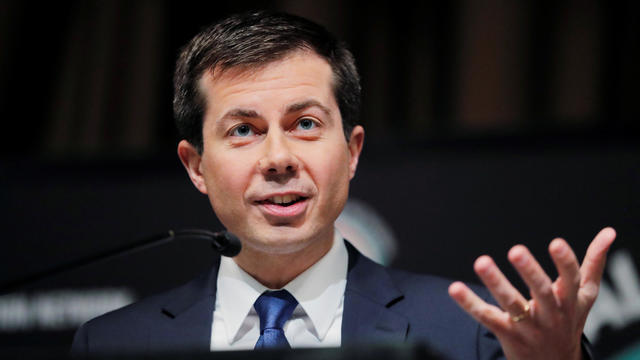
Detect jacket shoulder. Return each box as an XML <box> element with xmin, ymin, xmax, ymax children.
<box><xmin>71</xmin><ymin>288</ymin><xmax>170</xmax><ymax>355</ymax></box>
<box><xmin>71</xmin><ymin>265</ymin><xmax>218</xmax><ymax>355</ymax></box>
<box><xmin>387</xmin><ymin>268</ymin><xmax>503</xmax><ymax>359</ymax></box>
<box><xmin>344</xmin><ymin>242</ymin><xmax>503</xmax><ymax>360</ymax></box>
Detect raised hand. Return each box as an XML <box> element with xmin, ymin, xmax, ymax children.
<box><xmin>448</xmin><ymin>227</ymin><xmax>616</xmax><ymax>360</ymax></box>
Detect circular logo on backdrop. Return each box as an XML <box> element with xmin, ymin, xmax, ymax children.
<box><xmin>335</xmin><ymin>198</ymin><xmax>398</xmax><ymax>266</ymax></box>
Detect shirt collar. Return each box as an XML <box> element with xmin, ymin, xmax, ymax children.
<box><xmin>216</xmin><ymin>229</ymin><xmax>348</xmax><ymax>344</ymax></box>
<box><xmin>284</xmin><ymin>229</ymin><xmax>348</xmax><ymax>340</ymax></box>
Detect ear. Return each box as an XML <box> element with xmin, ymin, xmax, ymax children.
<box><xmin>347</xmin><ymin>125</ymin><xmax>365</xmax><ymax>180</ymax></box>
<box><xmin>177</xmin><ymin>140</ymin><xmax>208</xmax><ymax>194</ymax></box>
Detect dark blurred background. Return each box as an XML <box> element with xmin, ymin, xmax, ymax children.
<box><xmin>1</xmin><ymin>0</ymin><xmax>639</xmax><ymax>358</ymax></box>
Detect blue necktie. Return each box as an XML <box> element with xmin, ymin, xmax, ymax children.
<box><xmin>253</xmin><ymin>290</ymin><xmax>298</xmax><ymax>349</ymax></box>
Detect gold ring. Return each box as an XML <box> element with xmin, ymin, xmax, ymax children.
<box><xmin>510</xmin><ymin>303</ymin><xmax>530</xmax><ymax>322</ymax></box>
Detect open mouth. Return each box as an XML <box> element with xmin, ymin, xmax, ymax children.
<box><xmin>257</xmin><ymin>194</ymin><xmax>308</xmax><ymax>207</ymax></box>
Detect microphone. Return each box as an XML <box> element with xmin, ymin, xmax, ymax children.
<box><xmin>0</xmin><ymin>229</ymin><xmax>242</xmax><ymax>294</ymax></box>
<box><xmin>173</xmin><ymin>229</ymin><xmax>241</xmax><ymax>257</ymax></box>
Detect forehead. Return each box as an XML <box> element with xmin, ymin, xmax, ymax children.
<box><xmin>198</xmin><ymin>51</ymin><xmax>337</xmax><ymax>117</ymax></box>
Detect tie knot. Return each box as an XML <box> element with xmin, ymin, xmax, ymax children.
<box><xmin>254</xmin><ymin>289</ymin><xmax>298</xmax><ymax>333</ymax></box>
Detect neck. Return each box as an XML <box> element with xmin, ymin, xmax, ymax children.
<box><xmin>233</xmin><ymin>229</ymin><xmax>334</xmax><ymax>289</ymax></box>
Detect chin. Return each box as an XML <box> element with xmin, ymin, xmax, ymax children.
<box><xmin>241</xmin><ymin>224</ymin><xmax>330</xmax><ymax>255</ymax></box>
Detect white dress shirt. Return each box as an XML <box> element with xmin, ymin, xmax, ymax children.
<box><xmin>210</xmin><ymin>229</ymin><xmax>348</xmax><ymax>350</ymax></box>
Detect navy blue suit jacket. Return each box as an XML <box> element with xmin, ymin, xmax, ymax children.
<box><xmin>71</xmin><ymin>241</ymin><xmax>504</xmax><ymax>359</ymax></box>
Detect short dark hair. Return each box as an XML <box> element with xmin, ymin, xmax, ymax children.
<box><xmin>173</xmin><ymin>11</ymin><xmax>361</xmax><ymax>153</ymax></box>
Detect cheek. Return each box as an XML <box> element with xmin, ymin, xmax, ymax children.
<box><xmin>310</xmin><ymin>147</ymin><xmax>352</xmax><ymax>209</ymax></box>
<box><xmin>204</xmin><ymin>153</ymin><xmax>253</xmax><ymax>208</ymax></box>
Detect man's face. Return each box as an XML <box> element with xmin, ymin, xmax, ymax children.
<box><xmin>179</xmin><ymin>51</ymin><xmax>364</xmax><ymax>256</ymax></box>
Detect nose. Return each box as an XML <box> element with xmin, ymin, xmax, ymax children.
<box><xmin>257</xmin><ymin>131</ymin><xmax>299</xmax><ymax>176</ymax></box>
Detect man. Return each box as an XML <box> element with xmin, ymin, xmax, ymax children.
<box><xmin>72</xmin><ymin>11</ymin><xmax>615</xmax><ymax>359</ymax></box>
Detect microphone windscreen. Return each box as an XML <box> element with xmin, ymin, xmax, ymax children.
<box><xmin>216</xmin><ymin>231</ymin><xmax>242</xmax><ymax>257</ymax></box>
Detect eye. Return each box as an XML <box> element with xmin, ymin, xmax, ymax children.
<box><xmin>230</xmin><ymin>124</ymin><xmax>254</xmax><ymax>137</ymax></box>
<box><xmin>296</xmin><ymin>117</ymin><xmax>317</xmax><ymax>131</ymax></box>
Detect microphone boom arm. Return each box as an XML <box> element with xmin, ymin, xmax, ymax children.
<box><xmin>1</xmin><ymin>229</ymin><xmax>240</xmax><ymax>295</ymax></box>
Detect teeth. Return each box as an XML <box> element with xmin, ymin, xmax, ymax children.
<box><xmin>268</xmin><ymin>194</ymin><xmax>300</xmax><ymax>204</ymax></box>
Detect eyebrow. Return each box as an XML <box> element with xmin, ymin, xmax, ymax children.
<box><xmin>221</xmin><ymin>108</ymin><xmax>260</xmax><ymax>119</ymax></box>
<box><xmin>285</xmin><ymin>100</ymin><xmax>332</xmax><ymax>116</ymax></box>
<box><xmin>219</xmin><ymin>99</ymin><xmax>332</xmax><ymax>123</ymax></box>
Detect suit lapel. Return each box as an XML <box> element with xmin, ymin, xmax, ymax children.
<box><xmin>342</xmin><ymin>241</ymin><xmax>409</xmax><ymax>346</ymax></box>
<box><xmin>149</xmin><ymin>242</ymin><xmax>408</xmax><ymax>350</ymax></box>
<box><xmin>153</xmin><ymin>256</ymin><xmax>221</xmax><ymax>352</ymax></box>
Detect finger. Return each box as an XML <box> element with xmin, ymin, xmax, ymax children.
<box><xmin>549</xmin><ymin>238</ymin><xmax>580</xmax><ymax>307</ymax></box>
<box><xmin>508</xmin><ymin>245</ymin><xmax>558</xmax><ymax>311</ymax></box>
<box><xmin>473</xmin><ymin>255</ymin><xmax>529</xmax><ymax>318</ymax></box>
<box><xmin>580</xmin><ymin>227</ymin><xmax>616</xmax><ymax>300</ymax></box>
<box><xmin>448</xmin><ymin>281</ymin><xmax>510</xmax><ymax>335</ymax></box>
